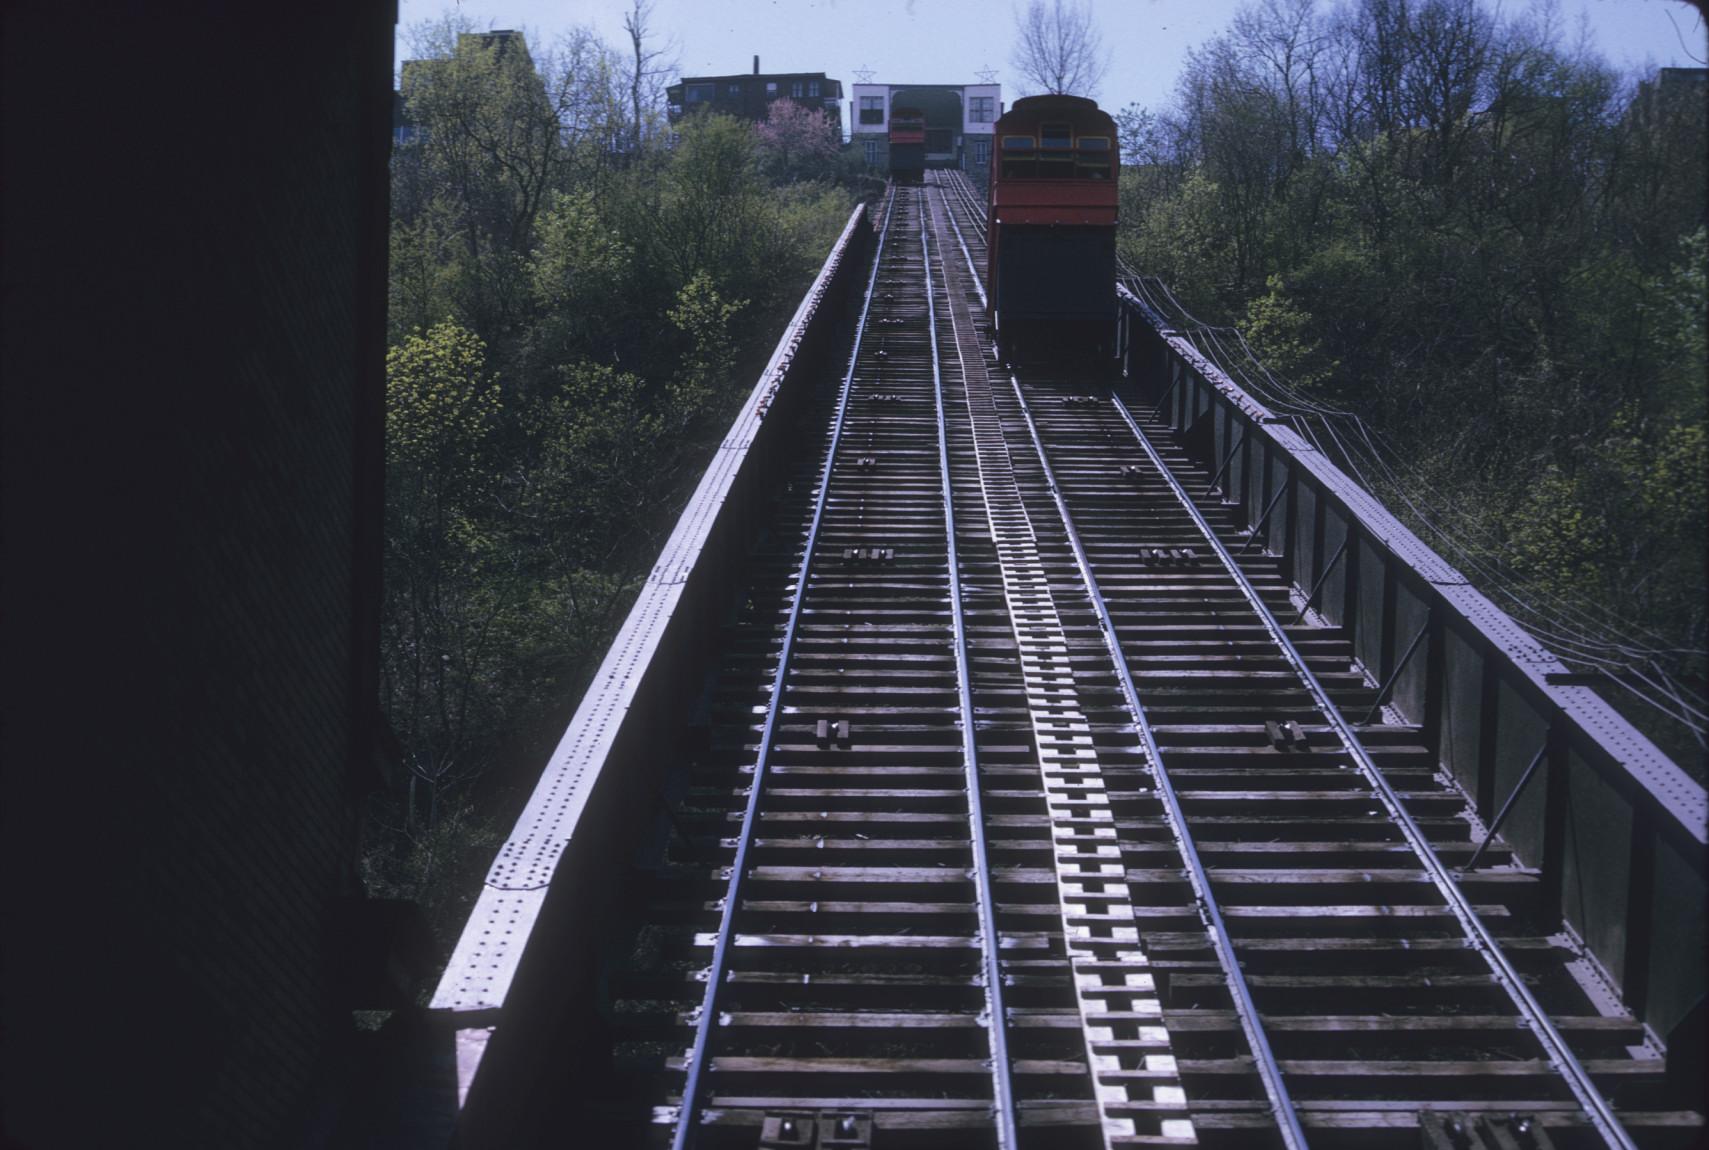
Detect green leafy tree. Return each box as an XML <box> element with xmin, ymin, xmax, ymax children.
<box><xmin>1243</xmin><ymin>274</ymin><xmax>1338</xmax><ymax>392</ymax></box>
<box><xmin>528</xmin><ymin>362</ymin><xmax>663</xmax><ymax>562</ymax></box>
<box><xmin>528</xmin><ymin>188</ymin><xmax>635</xmax><ymax>367</ymax></box>
<box><xmin>666</xmin><ymin>272</ymin><xmax>747</xmax><ymax>434</ymax></box>
<box><xmin>382</xmin><ymin>321</ymin><xmax>504</xmax><ymax>824</ymax></box>
<box><xmin>1117</xmin><ymin>0</ymin><xmax>1705</xmax><ymax>752</ymax></box>
<box><xmin>375</xmin><ymin>14</ymin><xmax>863</xmax><ymax>967</ymax></box>
<box><xmin>653</xmin><ymin>112</ymin><xmax>767</xmax><ymax>286</ymax></box>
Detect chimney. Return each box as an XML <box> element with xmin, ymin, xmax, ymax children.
<box><xmin>753</xmin><ymin>55</ymin><xmax>759</xmax><ymax>75</ymax></box>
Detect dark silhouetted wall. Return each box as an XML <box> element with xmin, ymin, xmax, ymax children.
<box><xmin>2</xmin><ymin>4</ymin><xmax>395</xmax><ymax>1146</ymax></box>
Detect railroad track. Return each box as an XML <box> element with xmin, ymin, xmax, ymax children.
<box><xmin>553</xmin><ymin>178</ymin><xmax>1695</xmax><ymax>1149</ymax></box>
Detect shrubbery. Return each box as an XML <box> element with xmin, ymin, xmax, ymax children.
<box><xmin>371</xmin><ymin>18</ymin><xmax>864</xmax><ymax>951</ymax></box>
<box><xmin>1118</xmin><ymin>0</ymin><xmax>1706</xmax><ymax>760</ymax></box>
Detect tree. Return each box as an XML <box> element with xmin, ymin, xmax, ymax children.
<box><xmin>754</xmin><ymin>98</ymin><xmax>842</xmax><ymax>183</ymax></box>
<box><xmin>1012</xmin><ymin>0</ymin><xmax>1110</xmax><ymax>97</ymax></box>
<box><xmin>666</xmin><ymin>272</ymin><xmax>747</xmax><ymax>433</ymax></box>
<box><xmin>652</xmin><ymin>112</ymin><xmax>768</xmax><ymax>288</ymax></box>
<box><xmin>622</xmin><ymin>0</ymin><xmax>674</xmax><ymax>155</ymax></box>
<box><xmin>538</xmin><ymin>27</ymin><xmax>628</xmax><ymax>183</ymax></box>
<box><xmin>1115</xmin><ymin>0</ymin><xmax>1706</xmax><ymax>760</ymax></box>
<box><xmin>382</xmin><ymin>321</ymin><xmax>505</xmax><ymax>824</ymax></box>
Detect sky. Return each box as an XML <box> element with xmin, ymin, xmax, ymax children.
<box><xmin>395</xmin><ymin>0</ymin><xmax>1707</xmax><ymax>117</ymax></box>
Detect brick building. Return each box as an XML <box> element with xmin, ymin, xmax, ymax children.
<box><xmin>668</xmin><ymin>58</ymin><xmax>844</xmax><ymax>131</ymax></box>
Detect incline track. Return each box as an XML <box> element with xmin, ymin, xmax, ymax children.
<box><xmin>552</xmin><ymin>175</ymin><xmax>1698</xmax><ymax>1149</ymax></box>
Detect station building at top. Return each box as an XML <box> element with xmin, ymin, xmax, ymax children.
<box><xmin>850</xmin><ymin>82</ymin><xmax>1002</xmax><ymax>175</ymax></box>
<box><xmin>667</xmin><ymin>58</ymin><xmax>845</xmax><ymax>131</ymax></box>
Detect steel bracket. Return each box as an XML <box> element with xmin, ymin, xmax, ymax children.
<box><xmin>759</xmin><ymin>1111</ymin><xmax>872</xmax><ymax>1149</ymax></box>
<box><xmin>1420</xmin><ymin>1111</ymin><xmax>1557</xmax><ymax>1150</ymax></box>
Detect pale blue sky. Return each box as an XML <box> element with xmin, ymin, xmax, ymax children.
<box><xmin>397</xmin><ymin>0</ymin><xmax>1707</xmax><ymax>115</ymax></box>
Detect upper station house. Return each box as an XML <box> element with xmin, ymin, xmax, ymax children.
<box><xmin>665</xmin><ymin>61</ymin><xmax>1001</xmax><ymax>178</ymax></box>
<box><xmin>850</xmin><ymin>81</ymin><xmax>1001</xmax><ymax>174</ymax></box>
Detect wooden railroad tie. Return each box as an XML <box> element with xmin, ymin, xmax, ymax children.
<box><xmin>840</xmin><ymin>546</ymin><xmax>894</xmax><ymax>564</ymax></box>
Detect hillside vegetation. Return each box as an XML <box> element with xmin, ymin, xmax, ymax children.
<box><xmin>1117</xmin><ymin>0</ymin><xmax>1706</xmax><ymax>764</ymax></box>
<box><xmin>373</xmin><ymin>17</ymin><xmax>866</xmax><ymax>953</ymax></box>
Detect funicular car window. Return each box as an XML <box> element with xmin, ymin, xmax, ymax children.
<box><xmin>1038</xmin><ymin>153</ymin><xmax>1074</xmax><ymax>177</ymax></box>
<box><xmin>1076</xmin><ymin>136</ymin><xmax>1112</xmax><ymax>178</ymax></box>
<box><xmin>1000</xmin><ymin>135</ymin><xmax>1036</xmax><ymax>179</ymax></box>
<box><xmin>1039</xmin><ymin>124</ymin><xmax>1074</xmax><ymax>176</ymax></box>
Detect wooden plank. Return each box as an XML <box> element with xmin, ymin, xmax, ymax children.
<box><xmin>672</xmin><ymin>1055</ymin><xmax>1086</xmax><ymax>1076</ymax></box>
<box><xmin>690</xmin><ymin>932</ymin><xmax>1053</xmax><ymax>951</ymax></box>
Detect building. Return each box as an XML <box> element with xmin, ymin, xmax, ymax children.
<box><xmin>667</xmin><ymin>58</ymin><xmax>844</xmax><ymax>131</ymax></box>
<box><xmin>396</xmin><ymin>30</ymin><xmax>540</xmax><ymax>147</ymax></box>
<box><xmin>850</xmin><ymin>82</ymin><xmax>1001</xmax><ymax>173</ymax></box>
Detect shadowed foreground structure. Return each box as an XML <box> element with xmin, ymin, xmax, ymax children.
<box><xmin>1</xmin><ymin>4</ymin><xmax>409</xmax><ymax>1146</ymax></box>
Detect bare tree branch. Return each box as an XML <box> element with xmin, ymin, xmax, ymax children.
<box><xmin>623</xmin><ymin>0</ymin><xmax>677</xmax><ymax>154</ymax></box>
<box><xmin>1011</xmin><ymin>0</ymin><xmax>1111</xmax><ymax>97</ymax></box>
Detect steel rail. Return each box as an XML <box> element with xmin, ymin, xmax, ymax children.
<box><xmin>1004</xmin><ymin>374</ymin><xmax>1311</xmax><ymax>1150</ymax></box>
<box><xmin>933</xmin><ymin>182</ymin><xmax>987</xmax><ymax>310</ymax></box>
<box><xmin>945</xmin><ymin>168</ymin><xmax>988</xmax><ymax>241</ymax></box>
<box><xmin>670</xmin><ymin>188</ymin><xmax>899</xmax><ymax>1150</ymax></box>
<box><xmin>921</xmin><ymin>191</ymin><xmax>1021</xmax><ymax>1150</ymax></box>
<box><xmin>1106</xmin><ymin>391</ymin><xmax>1639</xmax><ymax>1150</ymax></box>
<box><xmin>932</xmin><ymin>169</ymin><xmax>978</xmax><ymax>239</ymax></box>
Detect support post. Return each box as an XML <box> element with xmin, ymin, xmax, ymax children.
<box><xmin>1361</xmin><ymin>612</ymin><xmax>1432</xmax><ymax>725</ymax></box>
<box><xmin>1476</xmin><ymin>657</ymin><xmax>1500</xmax><ymax>822</ymax></box>
<box><xmin>1206</xmin><ymin>429</ymin><xmax>1247</xmax><ymax>497</ymax></box>
<box><xmin>1238</xmin><ymin>478</ymin><xmax>1290</xmax><ymax>556</ymax></box>
<box><xmin>1462</xmin><ymin>739</ymin><xmax>1549</xmax><ymax>872</ymax></box>
<box><xmin>1539</xmin><ymin>725</ymin><xmax>1569</xmax><ymax>932</ymax></box>
<box><xmin>1291</xmin><ymin>536</ymin><xmax>1349</xmax><ymax>624</ymax></box>
<box><xmin>1150</xmin><ymin>363</ymin><xmax>1180</xmax><ymax>418</ymax></box>
<box><xmin>1423</xmin><ymin>610</ymin><xmax>1446</xmax><ymax>758</ymax></box>
<box><xmin>1622</xmin><ymin>815</ymin><xmax>1656</xmax><ymax>1019</ymax></box>
<box><xmin>1341</xmin><ymin>526</ymin><xmax>1360</xmax><ymax>646</ymax></box>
